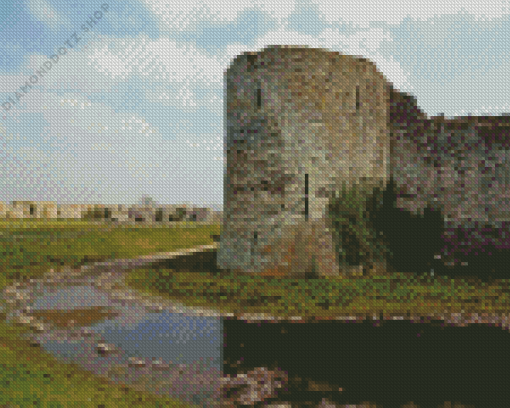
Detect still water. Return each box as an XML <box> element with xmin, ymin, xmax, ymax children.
<box><xmin>6</xmin><ymin>273</ymin><xmax>510</xmax><ymax>408</ymax></box>
<box><xmin>9</xmin><ymin>282</ymin><xmax>225</xmax><ymax>408</ymax></box>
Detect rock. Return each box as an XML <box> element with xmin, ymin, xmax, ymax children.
<box><xmin>151</xmin><ymin>358</ymin><xmax>171</xmax><ymax>370</ymax></box>
<box><xmin>317</xmin><ymin>399</ymin><xmax>338</xmax><ymax>408</ymax></box>
<box><xmin>96</xmin><ymin>342</ymin><xmax>118</xmax><ymax>356</ymax></box>
<box><xmin>29</xmin><ymin>321</ymin><xmax>50</xmax><ymax>333</ymax></box>
<box><xmin>145</xmin><ymin>304</ymin><xmax>163</xmax><ymax>313</ymax></box>
<box><xmin>79</xmin><ymin>327</ymin><xmax>94</xmax><ymax>337</ymax></box>
<box><xmin>14</xmin><ymin>313</ymin><xmax>35</xmax><ymax>326</ymax></box>
<box><xmin>221</xmin><ymin>366</ymin><xmax>289</xmax><ymax>406</ymax></box>
<box><xmin>127</xmin><ymin>356</ymin><xmax>146</xmax><ymax>368</ymax></box>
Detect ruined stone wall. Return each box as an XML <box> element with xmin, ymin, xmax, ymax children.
<box><xmin>389</xmin><ymin>88</ymin><xmax>510</xmax><ymax>225</ymax></box>
<box><xmin>0</xmin><ymin>202</ymin><xmax>220</xmax><ymax>224</ymax></box>
<box><xmin>386</xmin><ymin>84</ymin><xmax>510</xmax><ymax>273</ymax></box>
<box><xmin>389</xmin><ymin>108</ymin><xmax>510</xmax><ymax>263</ymax></box>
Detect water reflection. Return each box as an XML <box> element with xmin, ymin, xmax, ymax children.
<box><xmin>21</xmin><ymin>284</ymin><xmax>224</xmax><ymax>408</ymax></box>
<box><xmin>8</xmin><ymin>277</ymin><xmax>510</xmax><ymax>408</ymax></box>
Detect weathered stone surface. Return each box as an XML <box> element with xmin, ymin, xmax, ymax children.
<box><xmin>218</xmin><ymin>45</ymin><xmax>390</xmax><ymax>278</ymax></box>
<box><xmin>217</xmin><ymin>45</ymin><xmax>510</xmax><ymax>279</ymax></box>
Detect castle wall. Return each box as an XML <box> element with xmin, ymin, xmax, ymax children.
<box><xmin>390</xmin><ymin>95</ymin><xmax>510</xmax><ymax>229</ymax></box>
<box><xmin>390</xmin><ymin>112</ymin><xmax>510</xmax><ymax>260</ymax></box>
<box><xmin>217</xmin><ymin>45</ymin><xmax>391</xmax><ymax>277</ymax></box>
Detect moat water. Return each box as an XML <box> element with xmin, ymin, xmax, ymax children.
<box><xmin>3</xmin><ymin>268</ymin><xmax>510</xmax><ymax>408</ymax></box>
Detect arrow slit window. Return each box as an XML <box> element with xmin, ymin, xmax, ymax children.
<box><xmin>356</xmin><ymin>85</ymin><xmax>360</xmax><ymax>112</ymax></box>
<box><xmin>252</xmin><ymin>232</ymin><xmax>258</xmax><ymax>259</ymax></box>
<box><xmin>305</xmin><ymin>173</ymin><xmax>309</xmax><ymax>221</ymax></box>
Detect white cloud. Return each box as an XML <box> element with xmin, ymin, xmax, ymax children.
<box><xmin>142</xmin><ymin>0</ymin><xmax>296</xmax><ymax>31</ymax></box>
<box><xmin>1</xmin><ymin>69</ymin><xmax>225</xmax><ymax>186</ymax></box>
<box><xmin>224</xmin><ymin>24</ymin><xmax>414</xmax><ymax>94</ymax></box>
<box><xmin>0</xmin><ymin>33</ymin><xmax>226</xmax><ymax>113</ymax></box>
<box><xmin>26</xmin><ymin>0</ymin><xmax>73</xmax><ymax>31</ymax></box>
<box><xmin>314</xmin><ymin>0</ymin><xmax>510</xmax><ymax>27</ymax></box>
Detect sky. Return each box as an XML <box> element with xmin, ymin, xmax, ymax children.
<box><xmin>1</xmin><ymin>1</ymin><xmax>510</xmax><ymax>211</ymax></box>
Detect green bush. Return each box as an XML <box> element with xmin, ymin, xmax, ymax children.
<box><xmin>326</xmin><ymin>180</ymin><xmax>392</xmax><ymax>269</ymax></box>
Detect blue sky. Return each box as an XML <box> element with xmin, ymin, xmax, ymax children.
<box><xmin>1</xmin><ymin>0</ymin><xmax>510</xmax><ymax>210</ymax></box>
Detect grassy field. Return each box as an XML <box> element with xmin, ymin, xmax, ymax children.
<box><xmin>0</xmin><ymin>217</ymin><xmax>220</xmax><ymax>408</ymax></box>
<box><xmin>2</xmin><ymin>216</ymin><xmax>510</xmax><ymax>406</ymax></box>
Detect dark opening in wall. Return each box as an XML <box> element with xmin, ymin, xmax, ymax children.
<box><xmin>30</xmin><ymin>205</ymin><xmax>34</xmax><ymax>215</ymax></box>
<box><xmin>356</xmin><ymin>85</ymin><xmax>360</xmax><ymax>112</ymax></box>
<box><xmin>305</xmin><ymin>174</ymin><xmax>309</xmax><ymax>221</ymax></box>
<box><xmin>252</xmin><ymin>232</ymin><xmax>258</xmax><ymax>260</ymax></box>
<box><xmin>257</xmin><ymin>88</ymin><xmax>261</xmax><ymax>108</ymax></box>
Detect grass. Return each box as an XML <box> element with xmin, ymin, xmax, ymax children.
<box><xmin>0</xmin><ymin>217</ymin><xmax>220</xmax><ymax>408</ymax></box>
<box><xmin>1</xmin><ymin>213</ymin><xmax>510</xmax><ymax>406</ymax></box>
<box><xmin>124</xmin><ymin>182</ymin><xmax>510</xmax><ymax>321</ymax></box>
<box><xmin>126</xmin><ymin>260</ymin><xmax>510</xmax><ymax>320</ymax></box>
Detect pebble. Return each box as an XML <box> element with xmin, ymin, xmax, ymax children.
<box><xmin>127</xmin><ymin>356</ymin><xmax>146</xmax><ymax>368</ymax></box>
<box><xmin>221</xmin><ymin>366</ymin><xmax>289</xmax><ymax>406</ymax></box>
<box><xmin>79</xmin><ymin>327</ymin><xmax>94</xmax><ymax>337</ymax></box>
<box><xmin>96</xmin><ymin>342</ymin><xmax>118</xmax><ymax>356</ymax></box>
<box><xmin>29</xmin><ymin>321</ymin><xmax>50</xmax><ymax>332</ymax></box>
<box><xmin>145</xmin><ymin>304</ymin><xmax>164</xmax><ymax>313</ymax></box>
<box><xmin>150</xmin><ymin>358</ymin><xmax>172</xmax><ymax>371</ymax></box>
<box><xmin>14</xmin><ymin>313</ymin><xmax>35</xmax><ymax>325</ymax></box>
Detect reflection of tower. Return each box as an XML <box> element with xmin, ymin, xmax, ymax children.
<box><xmin>217</xmin><ymin>45</ymin><xmax>391</xmax><ymax>278</ymax></box>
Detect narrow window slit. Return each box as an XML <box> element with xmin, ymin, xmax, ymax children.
<box><xmin>252</xmin><ymin>232</ymin><xmax>258</xmax><ymax>259</ymax></box>
<box><xmin>257</xmin><ymin>88</ymin><xmax>262</xmax><ymax>108</ymax></box>
<box><xmin>305</xmin><ymin>174</ymin><xmax>309</xmax><ymax>221</ymax></box>
<box><xmin>356</xmin><ymin>85</ymin><xmax>360</xmax><ymax>112</ymax></box>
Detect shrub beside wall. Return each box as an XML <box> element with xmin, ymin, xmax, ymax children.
<box><xmin>327</xmin><ymin>181</ymin><xmax>393</xmax><ymax>274</ymax></box>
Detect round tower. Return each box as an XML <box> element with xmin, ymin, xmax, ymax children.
<box><xmin>217</xmin><ymin>45</ymin><xmax>391</xmax><ymax>277</ymax></box>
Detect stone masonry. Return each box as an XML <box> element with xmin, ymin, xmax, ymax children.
<box><xmin>217</xmin><ymin>45</ymin><xmax>391</xmax><ymax>278</ymax></box>
<box><xmin>217</xmin><ymin>44</ymin><xmax>510</xmax><ymax>278</ymax></box>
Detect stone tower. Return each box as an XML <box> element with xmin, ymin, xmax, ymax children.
<box><xmin>217</xmin><ymin>45</ymin><xmax>391</xmax><ymax>277</ymax></box>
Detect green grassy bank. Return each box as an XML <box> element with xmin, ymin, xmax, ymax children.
<box><xmin>126</xmin><ymin>258</ymin><xmax>510</xmax><ymax>320</ymax></box>
<box><xmin>0</xmin><ymin>218</ymin><xmax>220</xmax><ymax>408</ymax></box>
